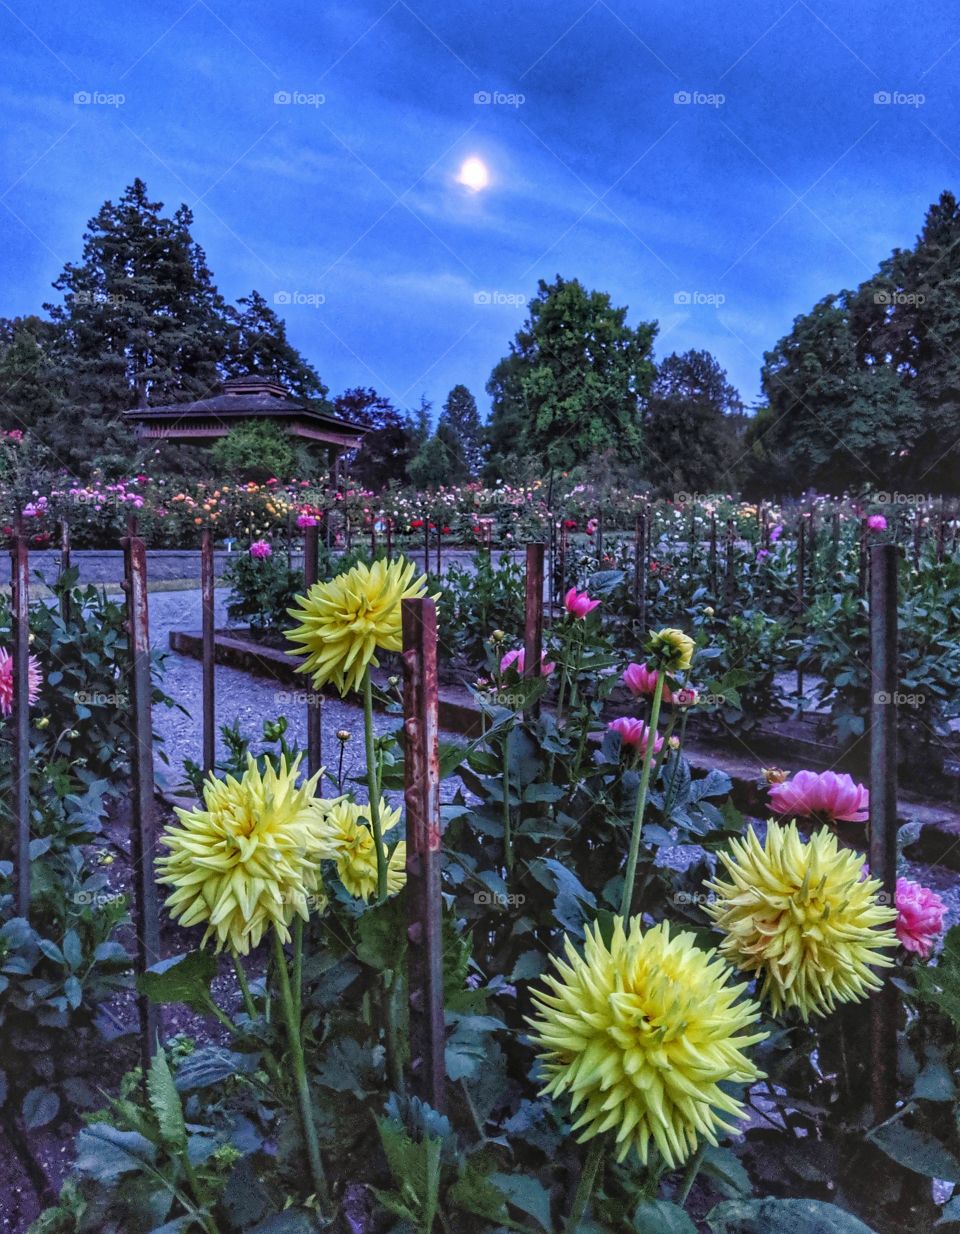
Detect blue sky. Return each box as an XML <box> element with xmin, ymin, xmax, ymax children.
<box><xmin>1</xmin><ymin>0</ymin><xmax>959</xmax><ymax>419</ymax></box>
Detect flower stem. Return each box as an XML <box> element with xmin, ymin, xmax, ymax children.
<box><xmin>620</xmin><ymin>672</ymin><xmax>666</xmax><ymax>920</ymax></box>
<box><xmin>362</xmin><ymin>668</ymin><xmax>388</xmax><ymax>902</ymax></box>
<box><xmin>565</xmin><ymin>1138</ymin><xmax>604</xmax><ymax>1232</ymax></box>
<box><xmin>676</xmin><ymin>1141</ymin><xmax>706</xmax><ymax>1208</ymax></box>
<box><xmin>271</xmin><ymin>931</ymin><xmax>330</xmax><ymax>1213</ymax></box>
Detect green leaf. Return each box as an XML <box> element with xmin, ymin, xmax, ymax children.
<box><xmin>146</xmin><ymin>1049</ymin><xmax>187</xmax><ymax>1150</ymax></box>
<box><xmin>75</xmin><ymin>1124</ymin><xmax>157</xmax><ymax>1183</ymax></box>
<box><xmin>22</xmin><ymin>1086</ymin><xmax>60</xmax><ymax>1129</ymax></box>
<box><xmin>174</xmin><ymin>1045</ymin><xmax>257</xmax><ymax>1091</ymax></box>
<box><xmin>701</xmin><ymin>1144</ymin><xmax>752</xmax><ymax>1199</ymax></box>
<box><xmin>633</xmin><ymin>1199</ymin><xmax>698</xmax><ymax>1233</ymax></box>
<box><xmin>510</xmin><ymin>950</ymin><xmax>546</xmax><ymax>981</ymax></box>
<box><xmin>707</xmin><ymin>1198</ymin><xmax>879</xmax><ymax>1233</ymax></box>
<box><xmin>490</xmin><ymin>1172</ymin><xmax>552</xmax><ymax>1230</ymax></box>
<box><xmin>868</xmin><ymin>1110</ymin><xmax>960</xmax><ymax>1182</ymax></box>
<box><xmin>138</xmin><ymin>951</ymin><xmax>218</xmax><ymax>1013</ymax></box>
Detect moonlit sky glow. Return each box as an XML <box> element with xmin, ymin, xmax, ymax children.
<box><xmin>1</xmin><ymin>1</ymin><xmax>959</xmax><ymax>417</ymax></box>
<box><xmin>458</xmin><ymin>156</ymin><xmax>490</xmax><ymax>192</ymax></box>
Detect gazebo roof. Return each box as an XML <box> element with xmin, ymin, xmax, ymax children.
<box><xmin>123</xmin><ymin>375</ymin><xmax>368</xmax><ymax>450</ymax></box>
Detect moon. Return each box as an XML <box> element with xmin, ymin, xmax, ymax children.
<box><xmin>458</xmin><ymin>156</ymin><xmax>490</xmax><ymax>191</ymax></box>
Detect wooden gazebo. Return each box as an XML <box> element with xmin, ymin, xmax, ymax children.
<box><xmin>123</xmin><ymin>375</ymin><xmax>367</xmax><ymax>464</ymax></box>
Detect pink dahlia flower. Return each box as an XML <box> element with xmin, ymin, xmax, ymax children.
<box><xmin>563</xmin><ymin>586</ymin><xmax>600</xmax><ymax>619</ymax></box>
<box><xmin>768</xmin><ymin>769</ymin><xmax>869</xmax><ymax>823</ymax></box>
<box><xmin>623</xmin><ymin>662</ymin><xmax>674</xmax><ymax>703</ymax></box>
<box><xmin>249</xmin><ymin>540</ymin><xmax>272</xmax><ymax>559</ymax></box>
<box><xmin>499</xmin><ymin>648</ymin><xmax>556</xmax><ymax>677</ymax></box>
<box><xmin>607</xmin><ymin>716</ymin><xmax>664</xmax><ymax>755</ymax></box>
<box><xmin>296</xmin><ymin>514</ymin><xmax>318</xmax><ymax>528</ymax></box>
<box><xmin>867</xmin><ymin>514</ymin><xmax>888</xmax><ymax>532</ymax></box>
<box><xmin>895</xmin><ymin>877</ymin><xmax>946</xmax><ymax>958</ymax></box>
<box><xmin>0</xmin><ymin>648</ymin><xmax>42</xmax><ymax>717</ymax></box>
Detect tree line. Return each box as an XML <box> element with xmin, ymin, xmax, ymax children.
<box><xmin>2</xmin><ymin>177</ymin><xmax>959</xmax><ymax>495</ymax></box>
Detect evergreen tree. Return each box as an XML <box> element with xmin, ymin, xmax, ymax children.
<box><xmin>224</xmin><ymin>291</ymin><xmax>326</xmax><ymax>400</ymax></box>
<box><xmin>438</xmin><ymin>384</ymin><xmax>483</xmax><ymax>476</ymax></box>
<box><xmin>483</xmin><ymin>353</ymin><xmax>529</xmax><ymax>482</ymax></box>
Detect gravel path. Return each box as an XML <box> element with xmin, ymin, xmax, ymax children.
<box><xmin>149</xmin><ymin>588</ymin><xmax>464</xmax><ymax>803</ymax></box>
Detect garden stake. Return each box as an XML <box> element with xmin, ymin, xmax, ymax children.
<box><xmin>595</xmin><ymin>512</ymin><xmax>603</xmax><ymax>561</ymax></box>
<box><xmin>724</xmin><ymin>518</ymin><xmax>735</xmax><ymax>611</ymax></box>
<box><xmin>121</xmin><ymin>529</ymin><xmax>163</xmax><ymax>1072</ymax></box>
<box><xmin>709</xmin><ymin>513</ymin><xmax>717</xmax><ymax>598</ymax></box>
<box><xmin>524</xmin><ymin>542</ymin><xmax>546</xmax><ymax>717</ymax></box>
<box><xmin>401</xmin><ymin>597</ymin><xmax>445</xmax><ymax>1112</ymax></box>
<box><xmin>435</xmin><ymin>522</ymin><xmax>441</xmax><ymax>574</ymax></box>
<box><xmin>59</xmin><ymin>519</ymin><xmax>71</xmax><ymax>623</ymax></box>
<box><xmin>560</xmin><ymin>519</ymin><xmax>568</xmax><ymax>597</ymax></box>
<box><xmin>634</xmin><ymin>511</ymin><xmax>646</xmax><ymax>633</ymax></box>
<box><xmin>796</xmin><ymin>518</ymin><xmax>805</xmax><ymax>704</ymax></box>
<box><xmin>201</xmin><ymin>527</ymin><xmax>215</xmax><ymax>777</ymax></box>
<box><xmin>868</xmin><ymin>541</ymin><xmax>899</xmax><ymax>1120</ymax></box>
<box><xmin>937</xmin><ymin>506</ymin><xmax>946</xmax><ymax>563</ymax></box>
<box><xmin>385</xmin><ymin>515</ymin><xmax>393</xmax><ymax>561</ymax></box>
<box><xmin>424</xmin><ymin>513</ymin><xmax>430</xmax><ymax>575</ymax></box>
<box><xmin>831</xmin><ymin>510</ymin><xmax>840</xmax><ymax>580</ymax></box>
<box><xmin>913</xmin><ymin>509</ymin><xmax>922</xmax><ymax>570</ymax></box>
<box><xmin>303</xmin><ymin>523</ymin><xmax>323</xmax><ymax>779</ymax></box>
<box><xmin>10</xmin><ymin>532</ymin><xmax>30</xmax><ymax>917</ymax></box>
<box><xmin>858</xmin><ymin>518</ymin><xmax>868</xmax><ymax>596</ymax></box>
<box><xmin>370</xmin><ymin>519</ymin><xmax>377</xmax><ymax>559</ymax></box>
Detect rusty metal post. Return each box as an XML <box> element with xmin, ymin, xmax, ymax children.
<box><xmin>709</xmin><ymin>514</ymin><xmax>717</xmax><ymax>598</ymax></box>
<box><xmin>10</xmin><ymin>534</ymin><xmax>31</xmax><ymax>917</ymax></box>
<box><xmin>423</xmin><ymin>515</ymin><xmax>430</xmax><ymax>576</ymax></box>
<box><xmin>435</xmin><ymin>524</ymin><xmax>441</xmax><ymax>575</ymax></box>
<box><xmin>370</xmin><ymin>519</ymin><xmax>377</xmax><ymax>560</ymax></box>
<box><xmin>724</xmin><ymin>518</ymin><xmax>735</xmax><ymax>611</ymax></box>
<box><xmin>201</xmin><ymin>529</ymin><xmax>215</xmax><ymax>777</ymax></box>
<box><xmin>121</xmin><ymin>532</ymin><xmax>162</xmax><ymax>1069</ymax></box>
<box><xmin>385</xmin><ymin>516</ymin><xmax>393</xmax><ymax>561</ymax></box>
<box><xmin>869</xmin><ymin>542</ymin><xmax>898</xmax><ymax>1120</ymax></box>
<box><xmin>524</xmin><ymin>543</ymin><xmax>545</xmax><ymax>715</ymax></box>
<box><xmin>796</xmin><ymin>519</ymin><xmax>806</xmax><ymax>703</ymax></box>
<box><xmin>858</xmin><ymin>518</ymin><xmax>869</xmax><ymax>597</ymax></box>
<box><xmin>59</xmin><ymin>519</ymin><xmax>71</xmax><ymax>624</ymax></box>
<box><xmin>303</xmin><ymin>523</ymin><xmax>323</xmax><ymax>780</ymax></box>
<box><xmin>402</xmin><ymin>597</ymin><xmax>445</xmax><ymax>1111</ymax></box>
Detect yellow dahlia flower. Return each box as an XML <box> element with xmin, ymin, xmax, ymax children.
<box><xmin>527</xmin><ymin>919</ymin><xmax>766</xmax><ymax>1167</ymax></box>
<box><xmin>157</xmin><ymin>755</ymin><xmax>336</xmax><ymax>955</ymax></box>
<box><xmin>321</xmin><ymin>797</ymin><xmax>406</xmax><ymax>901</ymax></box>
<box><xmin>647</xmin><ymin>627</ymin><xmax>695</xmax><ymax>672</ymax></box>
<box><xmin>706</xmin><ymin>822</ymin><xmax>898</xmax><ymax>1021</ymax></box>
<box><xmin>286</xmin><ymin>556</ymin><xmax>430</xmax><ymax>696</ymax></box>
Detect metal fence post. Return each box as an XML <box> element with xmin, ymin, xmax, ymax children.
<box><xmin>869</xmin><ymin>542</ymin><xmax>899</xmax><ymax>1120</ymax></box>
<box><xmin>201</xmin><ymin>529</ymin><xmax>215</xmax><ymax>777</ymax></box>
<box><xmin>796</xmin><ymin>518</ymin><xmax>806</xmax><ymax>703</ymax></box>
<box><xmin>304</xmin><ymin>523</ymin><xmax>323</xmax><ymax>780</ymax></box>
<box><xmin>10</xmin><ymin>532</ymin><xmax>31</xmax><ymax>917</ymax></box>
<box><xmin>402</xmin><ymin>597</ymin><xmax>445</xmax><ymax>1111</ymax></box>
<box><xmin>121</xmin><ymin>531</ymin><xmax>162</xmax><ymax>1068</ymax></box>
<box><xmin>524</xmin><ymin>543</ymin><xmax>545</xmax><ymax>715</ymax></box>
